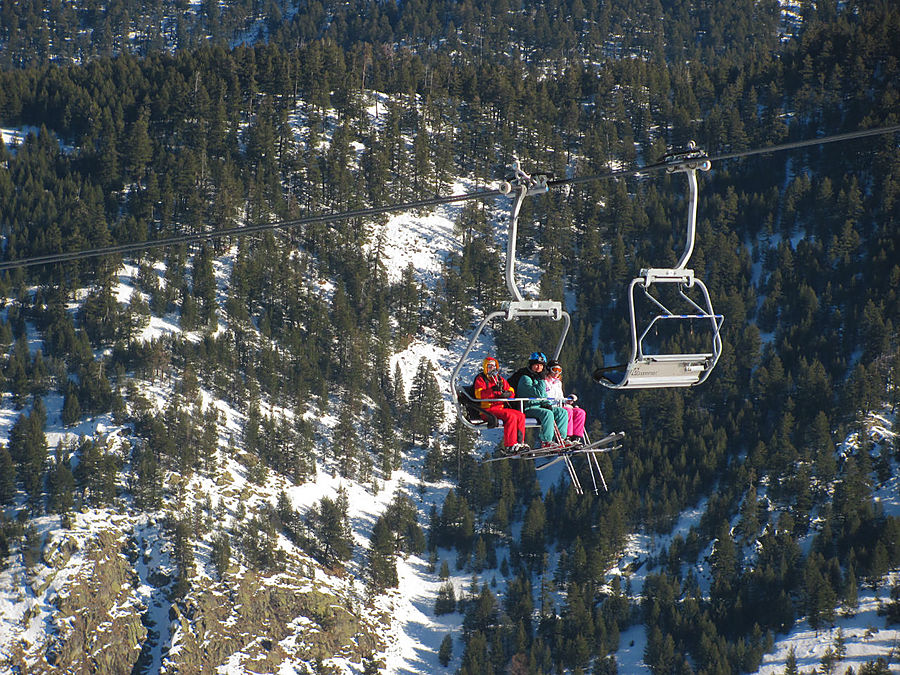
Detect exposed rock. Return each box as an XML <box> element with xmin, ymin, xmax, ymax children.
<box><xmin>5</xmin><ymin>522</ymin><xmax>385</xmax><ymax>673</ymax></box>
<box><xmin>164</xmin><ymin>569</ymin><xmax>382</xmax><ymax>673</ymax></box>
<box><xmin>33</xmin><ymin>529</ymin><xmax>146</xmax><ymax>674</ymax></box>
<box><xmin>41</xmin><ymin>535</ymin><xmax>80</xmax><ymax>569</ymax></box>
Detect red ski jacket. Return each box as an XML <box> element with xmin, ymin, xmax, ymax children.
<box><xmin>473</xmin><ymin>373</ymin><xmax>515</xmax><ymax>409</ymax></box>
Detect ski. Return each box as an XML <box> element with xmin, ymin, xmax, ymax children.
<box><xmin>482</xmin><ymin>431</ymin><xmax>625</xmax><ymax>462</ymax></box>
<box><xmin>570</xmin><ymin>431</ymin><xmax>626</xmax><ymax>453</ymax></box>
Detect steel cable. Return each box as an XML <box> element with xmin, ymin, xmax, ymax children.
<box><xmin>1</xmin><ymin>124</ymin><xmax>897</xmax><ymax>271</ymax></box>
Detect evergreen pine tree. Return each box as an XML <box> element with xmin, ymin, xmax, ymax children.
<box><xmin>171</xmin><ymin>517</ymin><xmax>195</xmax><ymax>598</ymax></box>
<box><xmin>833</xmin><ymin>627</ymin><xmax>847</xmax><ymax>661</ymax></box>
<box><xmin>811</xmin><ymin>410</ymin><xmax>837</xmax><ymax>484</ymax></box>
<box><xmin>9</xmin><ymin>400</ymin><xmax>48</xmax><ymax>508</ymax></box>
<box><xmin>211</xmin><ymin>531</ymin><xmax>231</xmax><ymax>580</ymax></box>
<box><xmin>521</xmin><ymin>497</ymin><xmax>547</xmax><ymax>571</ymax></box>
<box><xmin>30</xmin><ymin>350</ymin><xmax>49</xmax><ymax>396</ymax></box>
<box><xmin>61</xmin><ymin>381</ymin><xmax>81</xmax><ymax>427</ymax></box>
<box><xmin>783</xmin><ymin>646</ymin><xmax>799</xmax><ymax>675</ymax></box>
<box><xmin>448</xmin><ymin>416</ymin><xmax>476</xmax><ymax>482</ymax></box>
<box><xmin>193</xmin><ymin>244</ymin><xmax>218</xmax><ymax>328</ymax></box>
<box><xmin>407</xmin><ymin>358</ymin><xmax>444</xmax><ymax>445</ymax></box>
<box><xmin>804</xmin><ymin>553</ymin><xmax>837</xmax><ymax>633</ymax></box>
<box><xmin>125</xmin><ymin>107</ymin><xmax>153</xmax><ymax>180</ymax></box>
<box><xmin>710</xmin><ymin>520</ymin><xmax>739</xmax><ymax>586</ymax></box>
<box><xmin>391</xmin><ymin>362</ymin><xmax>407</xmax><ymax>418</ymax></box>
<box><xmin>199</xmin><ymin>407</ymin><xmax>218</xmax><ymax>475</ymax></box>
<box><xmin>308</xmin><ymin>489</ymin><xmax>353</xmax><ymax>567</ymax></box>
<box><xmin>383</xmin><ymin>493</ymin><xmax>426</xmax><ymax>555</ymax></box>
<box><xmin>0</xmin><ymin>446</ymin><xmax>16</xmax><ymax>505</ymax></box>
<box><xmin>373</xmin><ymin>396</ymin><xmax>400</xmax><ymax>477</ymax></box>
<box><xmin>181</xmin><ymin>291</ymin><xmax>198</xmax><ymax>331</ymax></box>
<box><xmin>132</xmin><ymin>444</ymin><xmax>162</xmax><ymax>510</ymax></box>
<box><xmin>438</xmin><ymin>634</ymin><xmax>453</xmax><ymax>667</ymax></box>
<box><xmin>423</xmin><ymin>436</ymin><xmax>444</xmax><ymax>482</ymax></box>
<box><xmin>368</xmin><ymin>516</ymin><xmax>398</xmax><ymax>591</ymax></box>
<box><xmin>462</xmin><ymin>584</ymin><xmax>498</xmax><ymax>637</ymax></box>
<box><xmin>292</xmin><ymin>412</ymin><xmax>315</xmax><ymax>483</ymax></box>
<box><xmin>7</xmin><ymin>341</ymin><xmax>30</xmax><ymax>409</ymax></box>
<box><xmin>737</xmin><ymin>484</ymin><xmax>760</xmax><ymax>544</ymax></box>
<box><xmin>458</xmin><ymin>630</ymin><xmax>490</xmax><ymax>675</ymax></box>
<box><xmin>843</xmin><ymin>562</ymin><xmax>859</xmax><ymax>616</ymax></box>
<box><xmin>858</xmin><ymin>658</ymin><xmax>892</xmax><ymax>674</ymax></box>
<box><xmin>333</xmin><ymin>393</ymin><xmax>361</xmax><ymax>480</ymax></box>
<box><xmin>435</xmin><ymin>580</ymin><xmax>457</xmax><ymax>615</ymax></box>
<box><xmin>47</xmin><ymin>445</ymin><xmax>75</xmax><ymax>515</ymax></box>
<box><xmin>22</xmin><ymin>524</ymin><xmax>42</xmax><ymax>569</ymax></box>
<box><xmin>394</xmin><ymin>263</ymin><xmax>422</xmax><ymax>339</ymax></box>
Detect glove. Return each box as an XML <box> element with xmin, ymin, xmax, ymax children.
<box><xmin>568</xmin><ymin>394</ymin><xmax>578</xmax><ymax>403</ymax></box>
<box><xmin>505</xmin><ymin>390</ymin><xmax>515</xmax><ymax>398</ymax></box>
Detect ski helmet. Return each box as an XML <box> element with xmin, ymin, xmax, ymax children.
<box><xmin>528</xmin><ymin>351</ymin><xmax>547</xmax><ymax>366</ymax></box>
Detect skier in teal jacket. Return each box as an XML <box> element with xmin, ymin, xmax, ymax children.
<box><xmin>512</xmin><ymin>352</ymin><xmax>568</xmax><ymax>447</ymax></box>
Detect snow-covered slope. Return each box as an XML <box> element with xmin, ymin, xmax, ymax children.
<box><xmin>3</xmin><ymin>90</ymin><xmax>900</xmax><ymax>674</ymax></box>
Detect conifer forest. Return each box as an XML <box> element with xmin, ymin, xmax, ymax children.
<box><xmin>0</xmin><ymin>0</ymin><xmax>898</xmax><ymax>673</ymax></box>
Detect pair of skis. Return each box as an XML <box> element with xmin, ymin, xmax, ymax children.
<box><xmin>484</xmin><ymin>431</ymin><xmax>625</xmax><ymax>494</ymax></box>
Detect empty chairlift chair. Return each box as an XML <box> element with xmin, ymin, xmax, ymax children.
<box><xmin>593</xmin><ymin>144</ymin><xmax>724</xmax><ymax>390</ymax></box>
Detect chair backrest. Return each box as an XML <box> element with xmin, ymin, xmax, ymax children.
<box><xmin>596</xmin><ymin>272</ymin><xmax>722</xmax><ymax>390</ymax></box>
<box><xmin>458</xmin><ymin>384</ymin><xmax>498</xmax><ymax>426</ymax></box>
<box><xmin>457</xmin><ymin>385</ymin><xmax>477</xmax><ymax>416</ymax></box>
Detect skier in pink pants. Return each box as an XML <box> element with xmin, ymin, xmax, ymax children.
<box><xmin>545</xmin><ymin>360</ymin><xmax>587</xmax><ymax>442</ymax></box>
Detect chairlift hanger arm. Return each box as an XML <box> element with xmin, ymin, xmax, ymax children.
<box><xmin>545</xmin><ymin>124</ymin><xmax>900</xmax><ymax>190</ymax></box>
<box><xmin>499</xmin><ymin>160</ymin><xmax>550</xmax><ymax>303</ymax></box>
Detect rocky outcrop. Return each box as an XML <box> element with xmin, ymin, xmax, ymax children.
<box><xmin>7</xmin><ymin>528</ymin><xmax>147</xmax><ymax>674</ymax></box>
<box><xmin>164</xmin><ymin>570</ymin><xmax>381</xmax><ymax>673</ymax></box>
<box><xmin>3</xmin><ymin>528</ymin><xmax>384</xmax><ymax>674</ymax></box>
<box><xmin>50</xmin><ymin>529</ymin><xmax>146</xmax><ymax>673</ymax></box>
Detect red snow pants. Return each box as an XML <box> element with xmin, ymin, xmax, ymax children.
<box><xmin>482</xmin><ymin>404</ymin><xmax>526</xmax><ymax>448</ymax></box>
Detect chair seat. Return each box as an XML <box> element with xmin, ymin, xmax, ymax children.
<box><xmin>622</xmin><ymin>356</ymin><xmax>712</xmax><ymax>388</ymax></box>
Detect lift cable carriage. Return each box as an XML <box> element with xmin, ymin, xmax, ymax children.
<box><xmin>450</xmin><ymin>162</ymin><xmax>620</xmax><ymax>494</ymax></box>
<box><xmin>449</xmin><ymin>162</ymin><xmax>569</xmax><ymax>430</ymax></box>
<box><xmin>592</xmin><ymin>144</ymin><xmax>724</xmax><ymax>389</ymax></box>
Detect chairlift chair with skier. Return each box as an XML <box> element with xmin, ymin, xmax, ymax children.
<box><xmin>450</xmin><ymin>161</ymin><xmax>623</xmax><ymax>494</ymax></box>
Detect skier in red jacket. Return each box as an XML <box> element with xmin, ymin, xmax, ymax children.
<box><xmin>473</xmin><ymin>357</ymin><xmax>529</xmax><ymax>453</ymax></box>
